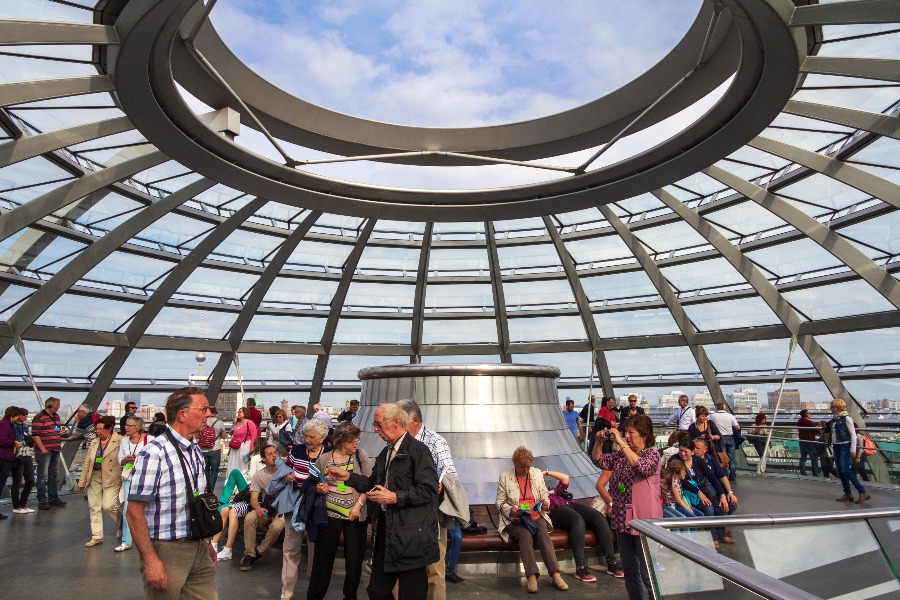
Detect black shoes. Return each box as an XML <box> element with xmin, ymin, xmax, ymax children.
<box><xmin>49</xmin><ymin>499</ymin><xmax>67</xmax><ymax>507</ymax></box>
<box><xmin>446</xmin><ymin>572</ymin><xmax>465</xmax><ymax>583</ymax></box>
<box><xmin>0</xmin><ymin>512</ymin><xmax>7</xmax><ymax>520</ymax></box>
<box><xmin>239</xmin><ymin>552</ymin><xmax>260</xmax><ymax>571</ymax></box>
<box><xmin>38</xmin><ymin>503</ymin><xmax>51</xmax><ymax>510</ymax></box>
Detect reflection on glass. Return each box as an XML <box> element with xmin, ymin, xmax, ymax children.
<box><xmin>647</xmin><ymin>529</ymin><xmax>724</xmax><ymax>596</ymax></box>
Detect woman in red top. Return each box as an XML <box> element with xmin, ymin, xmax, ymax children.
<box><xmin>225</xmin><ymin>407</ymin><xmax>260</xmax><ymax>474</ymax></box>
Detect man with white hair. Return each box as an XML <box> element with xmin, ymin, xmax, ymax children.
<box><xmin>328</xmin><ymin>403</ymin><xmax>438</xmax><ymax>600</ymax></box>
<box><xmin>312</xmin><ymin>403</ymin><xmax>334</xmax><ymax>429</ymax></box>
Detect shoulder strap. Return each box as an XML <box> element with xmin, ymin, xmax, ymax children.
<box><xmin>165</xmin><ymin>430</ymin><xmax>197</xmax><ymax>498</ymax></box>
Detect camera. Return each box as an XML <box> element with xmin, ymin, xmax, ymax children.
<box><xmin>558</xmin><ymin>490</ymin><xmax>574</xmax><ymax>501</ymax></box>
<box><xmin>603</xmin><ymin>430</ymin><xmax>615</xmax><ymax>441</ymax></box>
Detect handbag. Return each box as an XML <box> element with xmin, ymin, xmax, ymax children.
<box><xmin>712</xmin><ymin>439</ymin><xmax>730</xmax><ymax>469</ymax></box>
<box><xmin>715</xmin><ymin>450</ymin><xmax>730</xmax><ymax>469</ymax></box>
<box><xmin>229</xmin><ymin>423</ymin><xmax>248</xmax><ymax>449</ymax></box>
<box><xmin>167</xmin><ymin>431</ymin><xmax>223</xmax><ymax>539</ymax></box>
<box><xmin>590</xmin><ymin>494</ymin><xmax>608</xmax><ymax>516</ymax></box>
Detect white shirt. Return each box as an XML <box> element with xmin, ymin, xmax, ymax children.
<box><xmin>709</xmin><ymin>410</ymin><xmax>739</xmax><ymax>435</ymax></box>
<box><xmin>666</xmin><ymin>405</ymin><xmax>696</xmax><ymax>430</ymax></box>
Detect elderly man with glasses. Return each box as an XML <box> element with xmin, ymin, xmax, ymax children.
<box><xmin>328</xmin><ymin>403</ymin><xmax>439</xmax><ymax>600</ymax></box>
<box><xmin>127</xmin><ymin>387</ymin><xmax>218</xmax><ymax>600</ymax></box>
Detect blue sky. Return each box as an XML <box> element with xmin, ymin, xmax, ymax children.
<box><xmin>210</xmin><ymin>0</ymin><xmax>701</xmax><ymax>127</ymax></box>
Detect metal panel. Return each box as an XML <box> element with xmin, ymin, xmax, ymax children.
<box><xmin>599</xmin><ymin>204</ymin><xmax>726</xmax><ymax>403</ymax></box>
<box><xmin>0</xmin><ymin>76</ymin><xmax>115</xmax><ymax>108</ymax></box>
<box><xmin>0</xmin><ymin>148</ymin><xmax>167</xmax><ymax>245</ymax></box>
<box><xmin>706</xmin><ymin>164</ymin><xmax>900</xmax><ymax>310</ymax></box>
<box><xmin>0</xmin><ymin>116</ymin><xmax>134</xmax><ymax>169</ymax></box>
<box><xmin>206</xmin><ymin>210</ymin><xmax>321</xmax><ymax>399</ymax></box>
<box><xmin>543</xmin><ymin>215</ymin><xmax>614</xmax><ymax>395</ymax></box>
<box><xmin>358</xmin><ymin>363</ymin><xmax>598</xmax><ymax>507</ymax></box>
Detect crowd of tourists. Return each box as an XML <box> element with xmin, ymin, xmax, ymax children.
<box><xmin>0</xmin><ymin>391</ymin><xmax>877</xmax><ymax>600</ymax></box>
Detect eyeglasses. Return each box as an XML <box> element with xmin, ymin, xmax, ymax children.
<box><xmin>373</xmin><ymin>418</ymin><xmax>394</xmax><ymax>429</ymax></box>
<box><xmin>185</xmin><ymin>406</ymin><xmax>212</xmax><ymax>413</ymax></box>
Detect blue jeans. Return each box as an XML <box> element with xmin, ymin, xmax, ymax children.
<box><xmin>834</xmin><ymin>444</ymin><xmax>865</xmax><ymax>495</ymax></box>
<box><xmin>445</xmin><ymin>522</ymin><xmax>462</xmax><ymax>575</ymax></box>
<box><xmin>121</xmin><ymin>478</ymin><xmax>132</xmax><ymax>545</ymax></box>
<box><xmin>719</xmin><ymin>435</ymin><xmax>737</xmax><ymax>479</ymax></box>
<box><xmin>799</xmin><ymin>441</ymin><xmax>819</xmax><ymax>477</ymax></box>
<box><xmin>202</xmin><ymin>450</ymin><xmax>221</xmax><ymax>494</ymax></box>
<box><xmin>35</xmin><ymin>450</ymin><xmax>60</xmax><ymax>503</ymax></box>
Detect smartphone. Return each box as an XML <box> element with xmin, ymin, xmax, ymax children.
<box><xmin>369</xmin><ymin>486</ymin><xmax>380</xmax><ymax>493</ymax></box>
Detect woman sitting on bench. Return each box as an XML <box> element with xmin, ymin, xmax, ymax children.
<box><xmin>543</xmin><ymin>469</ymin><xmax>623</xmax><ymax>581</ymax></box>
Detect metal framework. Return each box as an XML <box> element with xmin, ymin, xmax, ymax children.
<box><xmin>0</xmin><ymin>0</ymin><xmax>894</xmax><ymax>454</ymax></box>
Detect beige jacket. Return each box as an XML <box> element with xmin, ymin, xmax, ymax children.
<box><xmin>495</xmin><ymin>466</ymin><xmax>552</xmax><ymax>542</ymax></box>
<box><xmin>78</xmin><ymin>433</ymin><xmax>124</xmax><ymax>489</ymax></box>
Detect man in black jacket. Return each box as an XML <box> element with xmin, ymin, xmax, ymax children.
<box><xmin>328</xmin><ymin>402</ymin><xmax>438</xmax><ymax>600</ymax></box>
<box><xmin>618</xmin><ymin>394</ymin><xmax>645</xmax><ymax>430</ymax></box>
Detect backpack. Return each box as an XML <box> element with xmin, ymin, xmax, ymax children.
<box><xmin>278</xmin><ymin>424</ymin><xmax>293</xmax><ymax>449</ymax></box>
<box><xmin>860</xmin><ymin>434</ymin><xmax>876</xmax><ymax>456</ymax></box>
<box><xmin>198</xmin><ymin>420</ymin><xmax>218</xmax><ymax>449</ymax></box>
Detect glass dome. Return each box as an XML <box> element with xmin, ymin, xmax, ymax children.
<box><xmin>0</xmin><ymin>0</ymin><xmax>898</xmax><ymax>418</ymax></box>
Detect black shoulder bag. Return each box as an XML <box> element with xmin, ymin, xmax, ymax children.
<box><xmin>166</xmin><ymin>430</ymin><xmax>223</xmax><ymax>539</ymax></box>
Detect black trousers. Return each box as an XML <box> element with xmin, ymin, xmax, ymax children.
<box><xmin>618</xmin><ymin>532</ymin><xmax>652</xmax><ymax>600</ymax></box>
<box><xmin>366</xmin><ymin>517</ymin><xmax>427</xmax><ymax>600</ymax></box>
<box><xmin>11</xmin><ymin>455</ymin><xmax>35</xmax><ymax>508</ymax></box>
<box><xmin>307</xmin><ymin>516</ymin><xmax>367</xmax><ymax>600</ymax></box>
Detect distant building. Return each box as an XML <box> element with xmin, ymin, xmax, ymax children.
<box><xmin>768</xmin><ymin>388</ymin><xmax>801</xmax><ymax>411</ymax></box>
<box><xmin>104</xmin><ymin>399</ymin><xmax>127</xmax><ymax>418</ymax></box>
<box><xmin>693</xmin><ymin>389</ymin><xmax>712</xmax><ymax>407</ymax></box>
<box><xmin>658</xmin><ymin>391</ymin><xmax>686</xmax><ymax>408</ymax></box>
<box><xmin>729</xmin><ymin>387</ymin><xmax>759</xmax><ymax>410</ymax></box>
<box><xmin>215</xmin><ymin>392</ymin><xmax>239</xmax><ymax>421</ymax></box>
<box><xmin>800</xmin><ymin>401</ymin><xmax>816</xmax><ymax>411</ymax></box>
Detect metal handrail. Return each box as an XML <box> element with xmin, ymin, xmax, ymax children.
<box><xmin>631</xmin><ymin>508</ymin><xmax>900</xmax><ymax>600</ymax></box>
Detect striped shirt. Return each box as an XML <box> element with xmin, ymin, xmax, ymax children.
<box><xmin>31</xmin><ymin>410</ymin><xmax>62</xmax><ymax>452</ymax></box>
<box><xmin>415</xmin><ymin>426</ymin><xmax>457</xmax><ymax>477</ymax></box>
<box><xmin>287</xmin><ymin>442</ymin><xmax>330</xmax><ymax>485</ymax></box>
<box><xmin>128</xmin><ymin>426</ymin><xmax>206</xmax><ymax>541</ymax></box>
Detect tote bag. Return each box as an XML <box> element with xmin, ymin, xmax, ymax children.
<box><xmin>625</xmin><ymin>459</ymin><xmax>663</xmax><ymax>527</ymax></box>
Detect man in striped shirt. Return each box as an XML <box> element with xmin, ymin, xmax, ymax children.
<box><xmin>127</xmin><ymin>387</ymin><xmax>217</xmax><ymax>600</ymax></box>
<box><xmin>32</xmin><ymin>396</ymin><xmax>67</xmax><ymax>510</ymax></box>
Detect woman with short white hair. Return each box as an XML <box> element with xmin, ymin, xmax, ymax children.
<box><xmin>281</xmin><ymin>418</ymin><xmax>331</xmax><ymax>600</ymax></box>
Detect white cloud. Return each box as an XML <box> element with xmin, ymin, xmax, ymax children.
<box><xmin>210</xmin><ymin>0</ymin><xmax>701</xmax><ymax>126</ymax></box>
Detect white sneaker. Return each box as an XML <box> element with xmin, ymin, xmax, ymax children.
<box><xmin>114</xmin><ymin>543</ymin><xmax>131</xmax><ymax>552</ymax></box>
<box><xmin>217</xmin><ymin>547</ymin><xmax>232</xmax><ymax>560</ymax></box>
<box><xmin>211</xmin><ymin>543</ymin><xmax>218</xmax><ymax>553</ymax></box>
<box><xmin>24</xmin><ymin>507</ymin><xmax>35</xmax><ymax>513</ymax></box>
<box><xmin>13</xmin><ymin>508</ymin><xmax>29</xmax><ymax>514</ymax></box>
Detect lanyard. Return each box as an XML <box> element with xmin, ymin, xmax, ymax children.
<box><xmin>127</xmin><ymin>437</ymin><xmax>142</xmax><ymax>457</ymax></box>
<box><xmin>516</xmin><ymin>474</ymin><xmax>530</xmax><ymax>502</ymax></box>
<box><xmin>97</xmin><ymin>437</ymin><xmax>110</xmax><ymax>458</ymax></box>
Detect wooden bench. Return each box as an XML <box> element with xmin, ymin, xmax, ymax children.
<box><xmin>461</xmin><ymin>504</ymin><xmax>613</xmax><ymax>553</ymax></box>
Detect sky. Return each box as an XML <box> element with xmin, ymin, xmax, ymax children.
<box><xmin>196</xmin><ymin>0</ymin><xmax>724</xmax><ymax>191</ymax></box>
<box><xmin>209</xmin><ymin>0</ymin><xmax>701</xmax><ymax>127</ymax></box>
